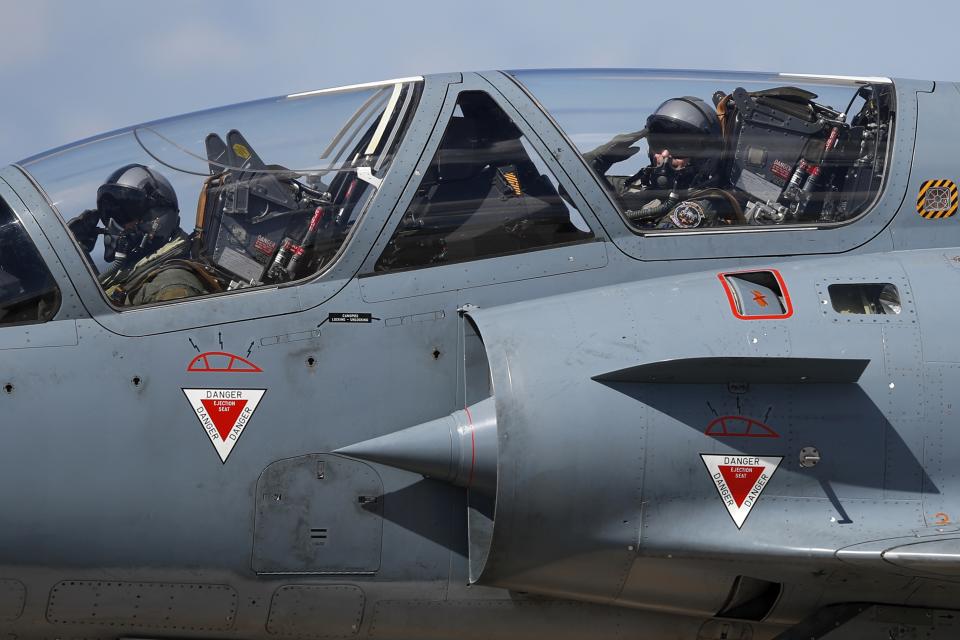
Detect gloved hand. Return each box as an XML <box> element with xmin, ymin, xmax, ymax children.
<box><xmin>582</xmin><ymin>129</ymin><xmax>647</xmax><ymax>175</ymax></box>
<box><xmin>66</xmin><ymin>209</ymin><xmax>101</xmax><ymax>254</ymax></box>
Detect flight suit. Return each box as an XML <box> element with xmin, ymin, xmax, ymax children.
<box><xmin>127</xmin><ymin>266</ymin><xmax>208</xmax><ymax>305</ymax></box>
<box><xmin>608</xmin><ymin>175</ymin><xmax>730</xmax><ymax>229</ymax></box>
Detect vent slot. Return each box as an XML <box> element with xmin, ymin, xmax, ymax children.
<box><xmin>310</xmin><ymin>528</ymin><xmax>328</xmax><ymax>543</ymax></box>
<box><xmin>716</xmin><ymin>575</ymin><xmax>781</xmax><ymax>621</ymax></box>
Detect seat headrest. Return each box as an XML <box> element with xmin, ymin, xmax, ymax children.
<box><xmin>436</xmin><ymin>117</ymin><xmax>483</xmax><ymax>182</ymax></box>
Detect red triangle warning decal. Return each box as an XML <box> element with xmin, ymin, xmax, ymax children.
<box><xmin>200</xmin><ymin>398</ymin><xmax>248</xmax><ymax>441</ymax></box>
<box><xmin>701</xmin><ymin>454</ymin><xmax>782</xmax><ymax>529</ymax></box>
<box><xmin>183</xmin><ymin>389</ymin><xmax>266</xmax><ymax>463</ymax></box>
<box><xmin>720</xmin><ymin>464</ymin><xmax>764</xmax><ymax>507</ymax></box>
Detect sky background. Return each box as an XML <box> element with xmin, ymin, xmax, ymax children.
<box><xmin>1</xmin><ymin>0</ymin><xmax>954</xmax><ymax>165</ymax></box>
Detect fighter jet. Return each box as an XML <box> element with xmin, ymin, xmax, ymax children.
<box><xmin>0</xmin><ymin>68</ymin><xmax>955</xmax><ymax>639</ymax></box>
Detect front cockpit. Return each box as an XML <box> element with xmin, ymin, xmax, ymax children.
<box><xmin>509</xmin><ymin>70</ymin><xmax>894</xmax><ymax>232</ymax></box>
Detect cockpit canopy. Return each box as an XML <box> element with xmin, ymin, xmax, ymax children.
<box><xmin>19</xmin><ymin>78</ymin><xmax>421</xmax><ymax>306</ymax></box>
<box><xmin>510</xmin><ymin>70</ymin><xmax>894</xmax><ymax>230</ymax></box>
<box><xmin>12</xmin><ymin>70</ymin><xmax>897</xmax><ymax>311</ymax></box>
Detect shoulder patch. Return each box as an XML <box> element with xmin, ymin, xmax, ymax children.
<box><xmin>669</xmin><ymin>201</ymin><xmax>705</xmax><ymax>228</ymax></box>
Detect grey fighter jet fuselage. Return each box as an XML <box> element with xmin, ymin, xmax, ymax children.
<box><xmin>0</xmin><ymin>69</ymin><xmax>959</xmax><ymax>639</ymax></box>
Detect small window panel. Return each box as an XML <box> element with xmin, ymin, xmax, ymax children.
<box><xmin>828</xmin><ymin>283</ymin><xmax>901</xmax><ymax>315</ymax></box>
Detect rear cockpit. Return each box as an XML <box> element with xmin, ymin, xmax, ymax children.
<box><xmin>17</xmin><ymin>77</ymin><xmax>422</xmax><ymax>307</ymax></box>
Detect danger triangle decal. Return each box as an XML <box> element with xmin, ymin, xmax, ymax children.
<box><xmin>700</xmin><ymin>454</ymin><xmax>782</xmax><ymax>529</ymax></box>
<box><xmin>183</xmin><ymin>389</ymin><xmax>266</xmax><ymax>463</ymax></box>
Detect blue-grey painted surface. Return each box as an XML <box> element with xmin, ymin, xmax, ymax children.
<box><xmin>0</xmin><ymin>69</ymin><xmax>957</xmax><ymax>640</ymax></box>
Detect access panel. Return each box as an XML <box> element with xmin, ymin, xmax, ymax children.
<box><xmin>253</xmin><ymin>454</ymin><xmax>383</xmax><ymax>574</ymax></box>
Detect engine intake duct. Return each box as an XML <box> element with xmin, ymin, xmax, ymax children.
<box><xmin>335</xmin><ymin>397</ymin><xmax>498</xmax><ymax>496</ymax></box>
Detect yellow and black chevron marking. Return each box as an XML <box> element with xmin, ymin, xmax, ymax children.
<box><xmin>503</xmin><ymin>171</ymin><xmax>522</xmax><ymax>197</ymax></box>
<box><xmin>917</xmin><ymin>179</ymin><xmax>958</xmax><ymax>219</ymax></box>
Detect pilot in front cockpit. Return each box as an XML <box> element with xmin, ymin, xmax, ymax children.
<box><xmin>583</xmin><ymin>96</ymin><xmax>743</xmax><ymax>229</ymax></box>
<box><xmin>67</xmin><ymin>164</ymin><xmax>213</xmax><ymax>305</ymax></box>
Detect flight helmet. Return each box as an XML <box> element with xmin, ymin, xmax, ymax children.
<box><xmin>96</xmin><ymin>164</ymin><xmax>180</xmax><ymax>263</ymax></box>
<box><xmin>645</xmin><ymin>96</ymin><xmax>722</xmax><ymax>187</ymax></box>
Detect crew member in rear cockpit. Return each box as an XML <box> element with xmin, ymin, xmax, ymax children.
<box><xmin>583</xmin><ymin>96</ymin><xmax>743</xmax><ymax>229</ymax></box>
<box><xmin>66</xmin><ymin>164</ymin><xmax>215</xmax><ymax>305</ymax></box>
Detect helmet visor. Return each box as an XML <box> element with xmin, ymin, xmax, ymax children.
<box><xmin>97</xmin><ymin>184</ymin><xmax>149</xmax><ymax>226</ymax></box>
<box><xmin>647</xmin><ymin>124</ymin><xmax>707</xmax><ymax>160</ymax></box>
